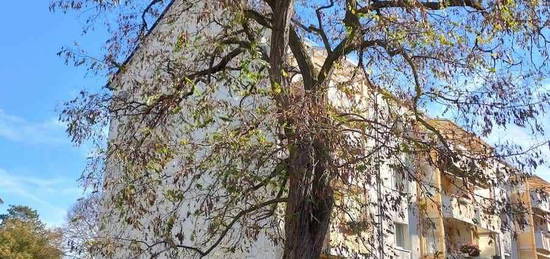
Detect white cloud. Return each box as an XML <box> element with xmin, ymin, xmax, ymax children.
<box><xmin>0</xmin><ymin>168</ymin><xmax>62</xmax><ymax>204</ymax></box>
<box><xmin>0</xmin><ymin>109</ymin><xmax>68</xmax><ymax>145</ymax></box>
<box><xmin>0</xmin><ymin>168</ymin><xmax>81</xmax><ymax>226</ymax></box>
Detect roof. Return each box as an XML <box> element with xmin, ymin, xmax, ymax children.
<box><xmin>427</xmin><ymin>119</ymin><xmax>493</xmax><ymax>154</ymax></box>
<box><xmin>527</xmin><ymin>175</ymin><xmax>550</xmax><ymax>192</ymax></box>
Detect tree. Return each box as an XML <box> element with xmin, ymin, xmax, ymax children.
<box><xmin>0</xmin><ymin>205</ymin><xmax>63</xmax><ymax>259</ymax></box>
<box><xmin>51</xmin><ymin>0</ymin><xmax>550</xmax><ymax>258</ymax></box>
<box><xmin>0</xmin><ymin>205</ymin><xmax>40</xmax><ymax>223</ymax></box>
<box><xmin>63</xmin><ymin>194</ymin><xmax>100</xmax><ymax>258</ymax></box>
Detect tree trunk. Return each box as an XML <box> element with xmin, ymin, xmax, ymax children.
<box><xmin>268</xmin><ymin>1</ymin><xmax>334</xmax><ymax>257</ymax></box>
<box><xmin>269</xmin><ymin>0</ymin><xmax>294</xmax><ymax>87</ymax></box>
<box><xmin>283</xmin><ymin>137</ymin><xmax>334</xmax><ymax>259</ymax></box>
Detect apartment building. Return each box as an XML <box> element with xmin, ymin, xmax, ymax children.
<box><xmin>321</xmin><ymin>158</ymin><xmax>423</xmax><ymax>259</ymax></box>
<box><xmin>317</xmin><ymin>119</ymin><xmax>520</xmax><ymax>259</ymax></box>
<box><xmin>416</xmin><ymin>120</ymin><xmax>512</xmax><ymax>259</ymax></box>
<box><xmin>514</xmin><ymin>176</ymin><xmax>550</xmax><ymax>259</ymax></box>
<box><xmin>414</xmin><ymin>165</ymin><xmax>550</xmax><ymax>259</ymax></box>
<box><xmin>326</xmin><ymin>118</ymin><xmax>549</xmax><ymax>259</ymax></box>
<box><xmin>101</xmin><ymin>1</ymin><xmax>549</xmax><ymax>258</ymax></box>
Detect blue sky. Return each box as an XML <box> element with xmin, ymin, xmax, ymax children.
<box><xmin>0</xmin><ymin>2</ymin><xmax>105</xmax><ymax>226</ymax></box>
<box><xmin>0</xmin><ymin>2</ymin><xmax>549</xmax><ymax>228</ymax></box>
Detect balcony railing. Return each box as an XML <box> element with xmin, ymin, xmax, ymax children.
<box><xmin>475</xmin><ymin>210</ymin><xmax>501</xmax><ymax>232</ymax></box>
<box><xmin>441</xmin><ymin>194</ymin><xmax>477</xmax><ymax>225</ymax></box>
<box><xmin>535</xmin><ymin>230</ymin><xmax>550</xmax><ymax>252</ymax></box>
<box><xmin>531</xmin><ymin>192</ymin><xmax>550</xmax><ymax>213</ymax></box>
<box><xmin>442</xmin><ymin>195</ymin><xmax>502</xmax><ymax>232</ymax></box>
<box><xmin>394</xmin><ymin>247</ymin><xmax>411</xmax><ymax>259</ymax></box>
<box><xmin>447</xmin><ymin>255</ymin><xmax>497</xmax><ymax>259</ymax></box>
<box><xmin>542</xmin><ymin>221</ymin><xmax>550</xmax><ymax>232</ymax></box>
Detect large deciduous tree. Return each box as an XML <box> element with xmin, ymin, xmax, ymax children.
<box><xmin>51</xmin><ymin>0</ymin><xmax>550</xmax><ymax>258</ymax></box>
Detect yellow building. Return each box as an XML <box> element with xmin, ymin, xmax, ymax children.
<box><xmin>515</xmin><ymin>176</ymin><xmax>550</xmax><ymax>259</ymax></box>
<box><xmin>320</xmin><ymin>119</ymin><xmax>550</xmax><ymax>259</ymax></box>
<box><xmin>416</xmin><ymin>120</ymin><xmax>508</xmax><ymax>259</ymax></box>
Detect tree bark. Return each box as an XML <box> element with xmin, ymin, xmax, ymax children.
<box><xmin>268</xmin><ymin>1</ymin><xmax>335</xmax><ymax>258</ymax></box>
<box><xmin>283</xmin><ymin>136</ymin><xmax>334</xmax><ymax>259</ymax></box>
<box><xmin>269</xmin><ymin>0</ymin><xmax>294</xmax><ymax>87</ymax></box>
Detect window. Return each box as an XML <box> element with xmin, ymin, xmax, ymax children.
<box><xmin>392</xmin><ymin>170</ymin><xmax>409</xmax><ymax>194</ymax></box>
<box><xmin>395</xmin><ymin>223</ymin><xmax>410</xmax><ymax>249</ymax></box>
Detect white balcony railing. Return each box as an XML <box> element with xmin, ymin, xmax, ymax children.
<box><xmin>542</xmin><ymin>221</ymin><xmax>550</xmax><ymax>232</ymax></box>
<box><xmin>442</xmin><ymin>194</ymin><xmax>502</xmax><ymax>232</ymax></box>
<box><xmin>535</xmin><ymin>231</ymin><xmax>550</xmax><ymax>252</ymax></box>
<box><xmin>502</xmin><ymin>232</ymin><xmax>513</xmax><ymax>254</ymax></box>
<box><xmin>531</xmin><ymin>192</ymin><xmax>550</xmax><ymax>213</ymax></box>
<box><xmin>441</xmin><ymin>195</ymin><xmax>477</xmax><ymax>225</ymax></box>
<box><xmin>394</xmin><ymin>247</ymin><xmax>411</xmax><ymax>259</ymax></box>
<box><xmin>475</xmin><ymin>210</ymin><xmax>501</xmax><ymax>232</ymax></box>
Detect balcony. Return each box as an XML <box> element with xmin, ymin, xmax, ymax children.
<box><xmin>542</xmin><ymin>221</ymin><xmax>550</xmax><ymax>232</ymax></box>
<box><xmin>535</xmin><ymin>231</ymin><xmax>550</xmax><ymax>252</ymax></box>
<box><xmin>501</xmin><ymin>232</ymin><xmax>513</xmax><ymax>255</ymax></box>
<box><xmin>476</xmin><ymin>210</ymin><xmax>501</xmax><ymax>233</ymax></box>
<box><xmin>446</xmin><ymin>255</ymin><xmax>498</xmax><ymax>259</ymax></box>
<box><xmin>441</xmin><ymin>194</ymin><xmax>477</xmax><ymax>224</ymax></box>
<box><xmin>531</xmin><ymin>192</ymin><xmax>550</xmax><ymax>213</ymax></box>
<box><xmin>394</xmin><ymin>247</ymin><xmax>411</xmax><ymax>259</ymax></box>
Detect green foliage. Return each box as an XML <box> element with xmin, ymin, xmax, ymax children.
<box><xmin>0</xmin><ymin>205</ymin><xmax>62</xmax><ymax>259</ymax></box>
<box><xmin>0</xmin><ymin>205</ymin><xmax>39</xmax><ymax>223</ymax></box>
